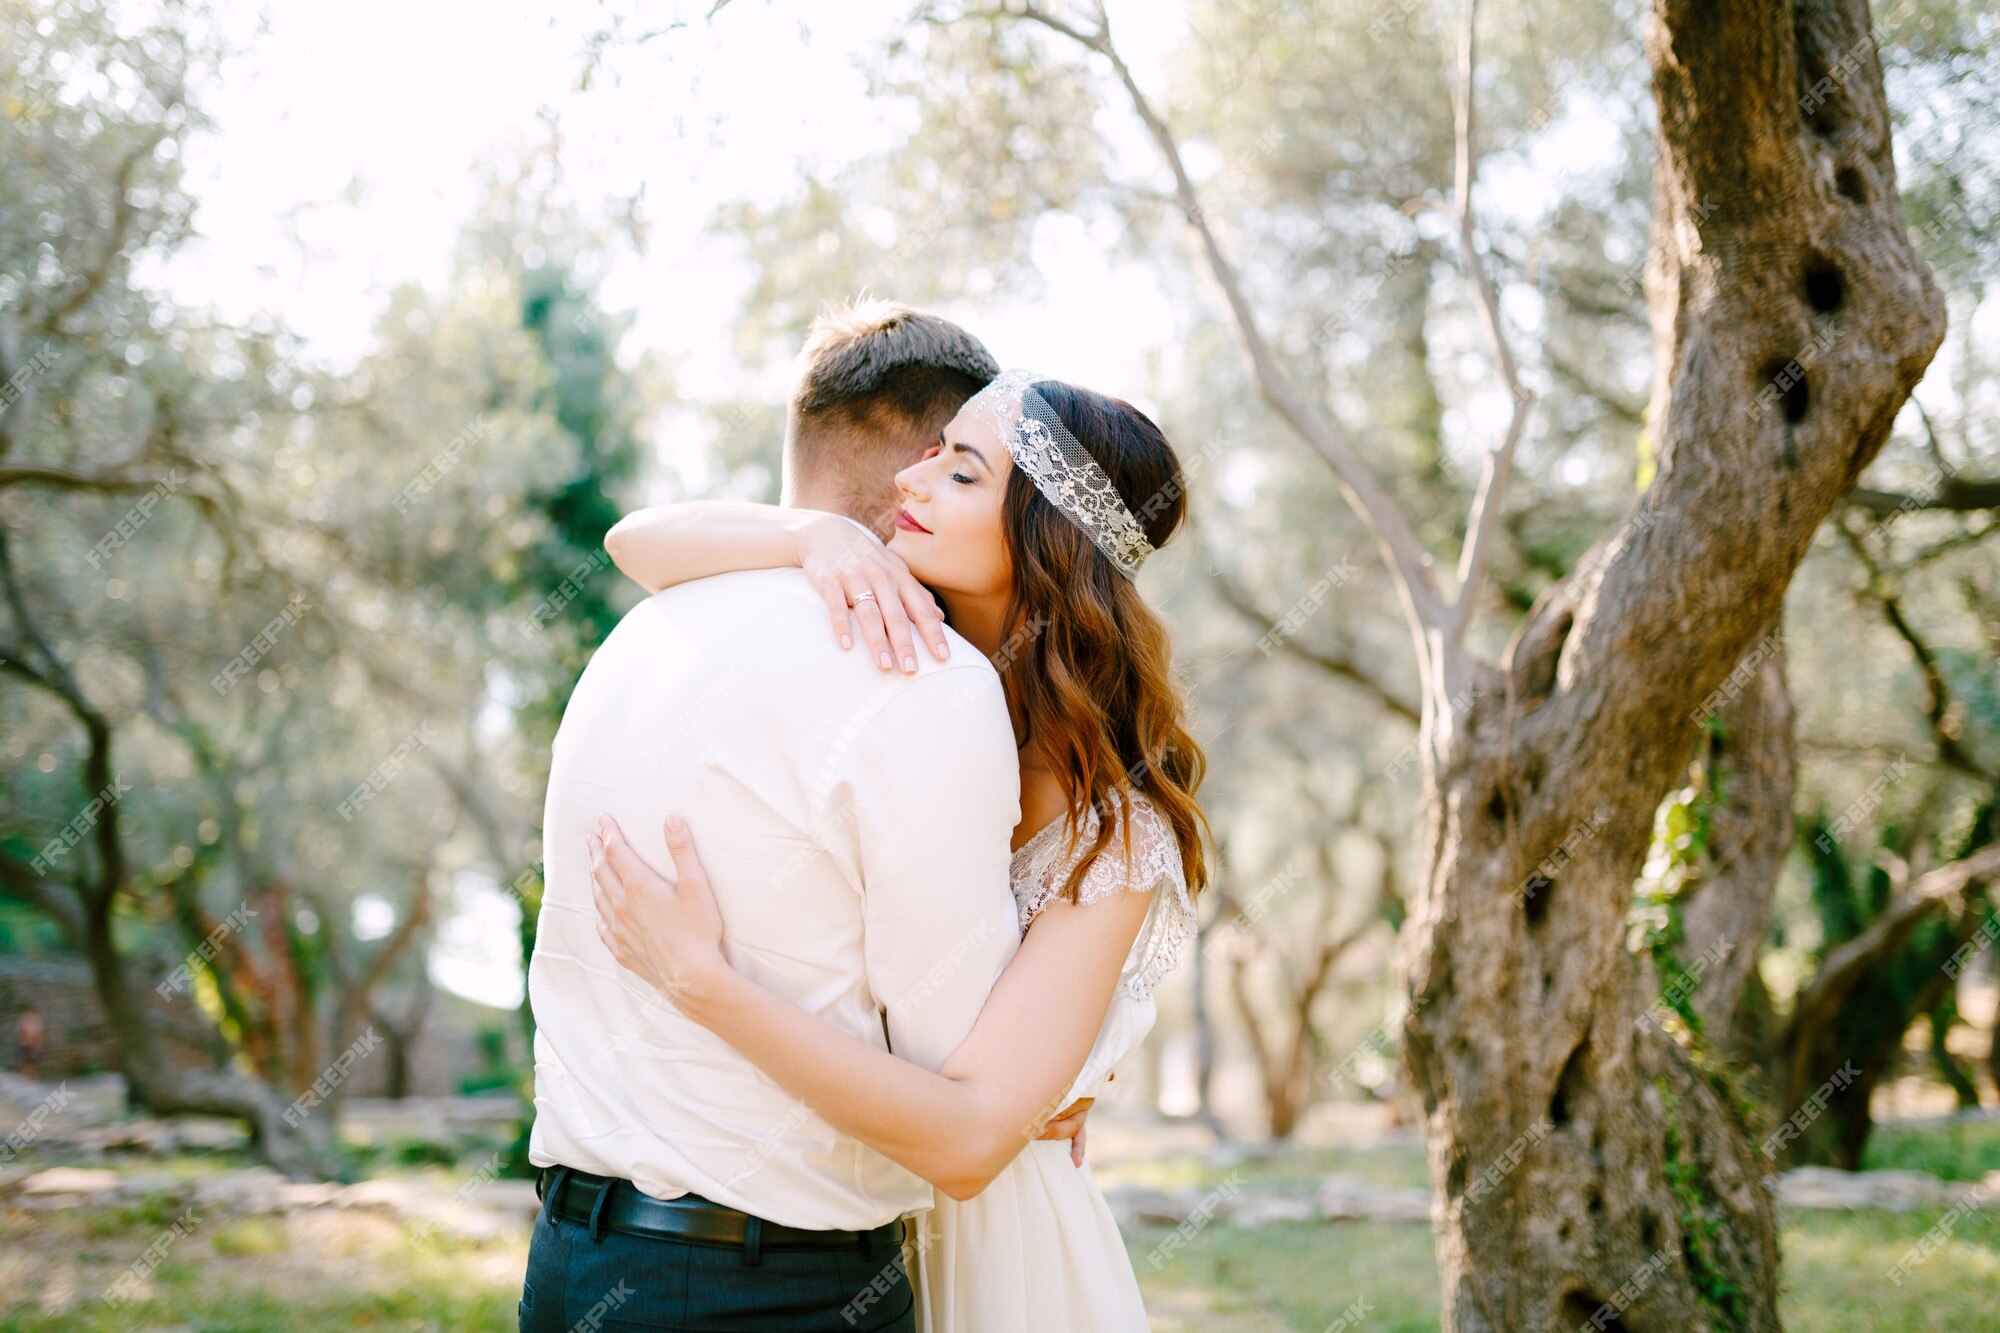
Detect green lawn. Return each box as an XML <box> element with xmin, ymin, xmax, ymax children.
<box><xmin>1863</xmin><ymin>1116</ymin><xmax>2000</xmax><ymax>1182</ymax></box>
<box><xmin>1126</xmin><ymin>1206</ymin><xmax>2000</xmax><ymax>1331</ymax></box>
<box><xmin>4</xmin><ymin>1201</ymin><xmax>1995</xmax><ymax>1332</ymax></box>
<box><xmin>5</xmin><ymin>1122</ymin><xmax>1998</xmax><ymax>1332</ymax></box>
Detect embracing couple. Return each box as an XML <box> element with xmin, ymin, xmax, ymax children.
<box><xmin>519</xmin><ymin>300</ymin><xmax>1210</xmax><ymax>1332</ymax></box>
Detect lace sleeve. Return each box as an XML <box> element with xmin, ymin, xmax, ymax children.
<box><xmin>1019</xmin><ymin>794</ymin><xmax>1197</xmax><ymax>1001</ymax></box>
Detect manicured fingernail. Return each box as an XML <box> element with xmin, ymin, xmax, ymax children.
<box><xmin>840</xmin><ymin>634</ymin><xmax>852</xmax><ymax>650</ymax></box>
<box><xmin>596</xmin><ymin>814</ymin><xmax>610</xmax><ymax>832</ymax></box>
<box><xmin>878</xmin><ymin>652</ymin><xmax>893</xmax><ymax>669</ymax></box>
<box><xmin>665</xmin><ymin>813</ymin><xmax>684</xmax><ymax>832</ymax></box>
<box><xmin>586</xmin><ymin>834</ymin><xmax>601</xmax><ymax>855</ymax></box>
<box><xmin>933</xmin><ymin>643</ymin><xmax>949</xmax><ymax>661</ymax></box>
<box><xmin>902</xmin><ymin>655</ymin><xmax>916</xmax><ymax>673</ymax></box>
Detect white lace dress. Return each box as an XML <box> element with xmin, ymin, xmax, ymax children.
<box><xmin>910</xmin><ymin>790</ymin><xmax>1196</xmax><ymax>1333</ymax></box>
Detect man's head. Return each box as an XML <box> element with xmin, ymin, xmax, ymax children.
<box><xmin>783</xmin><ymin>298</ymin><xmax>998</xmax><ymax>531</ymax></box>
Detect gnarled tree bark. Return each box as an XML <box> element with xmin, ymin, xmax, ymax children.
<box><xmin>1676</xmin><ymin>626</ymin><xmax>1797</xmax><ymax>1056</ymax></box>
<box><xmin>1397</xmin><ymin>0</ymin><xmax>1947</xmax><ymax>1327</ymax></box>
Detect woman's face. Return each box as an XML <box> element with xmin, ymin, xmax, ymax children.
<box><xmin>887</xmin><ymin>403</ymin><xmax>1013</xmax><ymax>599</ymax></box>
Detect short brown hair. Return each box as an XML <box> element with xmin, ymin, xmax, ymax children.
<box><xmin>785</xmin><ymin>299</ymin><xmax>999</xmax><ymax>499</ymax></box>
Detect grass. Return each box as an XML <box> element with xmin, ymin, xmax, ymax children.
<box><xmin>7</xmin><ymin>1201</ymin><xmax>1994</xmax><ymax>1332</ymax></box>
<box><xmin>0</xmin><ymin>1205</ymin><xmax>523</xmax><ymax>1332</ymax></box>
<box><xmin>5</xmin><ymin>1117</ymin><xmax>1998</xmax><ymax>1331</ymax></box>
<box><xmin>1122</xmin><ymin>1206</ymin><xmax>2000</xmax><ymax>1331</ymax></box>
<box><xmin>1863</xmin><ymin>1116</ymin><xmax>2000</xmax><ymax>1182</ymax></box>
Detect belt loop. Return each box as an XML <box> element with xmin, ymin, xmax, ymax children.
<box><xmin>587</xmin><ymin>1178</ymin><xmax>616</xmax><ymax>1243</ymax></box>
<box><xmin>545</xmin><ymin>1167</ymin><xmax>572</xmax><ymax>1229</ymax></box>
<box><xmin>742</xmin><ymin>1215</ymin><xmax>763</xmax><ymax>1268</ymax></box>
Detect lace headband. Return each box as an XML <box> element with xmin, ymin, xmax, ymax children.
<box><xmin>968</xmin><ymin>369</ymin><xmax>1155</xmax><ymax>579</ymax></box>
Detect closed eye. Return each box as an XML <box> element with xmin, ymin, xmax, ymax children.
<box><xmin>950</xmin><ymin>472</ymin><xmax>976</xmax><ymax>485</ymax></box>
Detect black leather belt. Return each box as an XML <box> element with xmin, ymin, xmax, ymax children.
<box><xmin>536</xmin><ymin>1166</ymin><xmax>905</xmax><ymax>1256</ymax></box>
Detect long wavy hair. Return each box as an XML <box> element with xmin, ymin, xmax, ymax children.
<box><xmin>992</xmin><ymin>379</ymin><xmax>1210</xmax><ymax>905</ymax></box>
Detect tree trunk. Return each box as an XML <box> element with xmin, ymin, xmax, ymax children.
<box><xmin>1190</xmin><ymin>899</ymin><xmax>1228</xmax><ymax>1138</ymax></box>
<box><xmin>75</xmin><ymin>899</ymin><xmax>339</xmax><ymax>1179</ymax></box>
<box><xmin>1397</xmin><ymin>1</ymin><xmax>1947</xmax><ymax>1327</ymax></box>
<box><xmin>1775</xmin><ymin>847</ymin><xmax>1999</xmax><ymax>1165</ymax></box>
<box><xmin>1676</xmin><ymin>626</ymin><xmax>1796</xmax><ymax>1055</ymax></box>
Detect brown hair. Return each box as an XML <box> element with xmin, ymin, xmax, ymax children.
<box><xmin>787</xmin><ymin>298</ymin><xmax>999</xmax><ymax>515</ymax></box>
<box><xmin>996</xmin><ymin>380</ymin><xmax>1210</xmax><ymax>904</ymax></box>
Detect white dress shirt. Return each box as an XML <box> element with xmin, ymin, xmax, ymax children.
<box><xmin>528</xmin><ymin>565</ymin><xmax>1022</xmax><ymax>1230</ymax></box>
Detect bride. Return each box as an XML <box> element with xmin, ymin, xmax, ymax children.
<box><xmin>588</xmin><ymin>369</ymin><xmax>1209</xmax><ymax>1330</ymax></box>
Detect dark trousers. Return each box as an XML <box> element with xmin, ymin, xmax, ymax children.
<box><xmin>518</xmin><ymin>1181</ymin><xmax>917</xmax><ymax>1333</ymax></box>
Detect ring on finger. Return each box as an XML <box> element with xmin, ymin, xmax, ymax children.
<box><xmin>852</xmin><ymin>590</ymin><xmax>878</xmax><ymax>605</ymax></box>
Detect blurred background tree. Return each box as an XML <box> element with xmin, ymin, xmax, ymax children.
<box><xmin>0</xmin><ymin>4</ymin><xmax>1995</xmax><ymax>1322</ymax></box>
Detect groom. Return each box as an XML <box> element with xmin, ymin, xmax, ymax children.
<box><xmin>521</xmin><ymin>301</ymin><xmax>1047</xmax><ymax>1332</ymax></box>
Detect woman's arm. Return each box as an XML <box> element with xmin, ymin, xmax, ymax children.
<box><xmin>605</xmin><ymin>500</ymin><xmax>844</xmax><ymax>594</ymax></box>
<box><xmin>591</xmin><ymin>814</ymin><xmax>1149</xmax><ymax>1201</ymax></box>
<box><xmin>604</xmin><ymin>501</ymin><xmax>950</xmax><ymax>669</ymax></box>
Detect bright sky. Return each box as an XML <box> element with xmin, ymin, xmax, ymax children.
<box><xmin>162</xmin><ymin>0</ymin><xmax>1189</xmax><ymax>407</ymax></box>
<box><xmin>156</xmin><ymin>0</ymin><xmax>1193</xmax><ymax>1008</ymax></box>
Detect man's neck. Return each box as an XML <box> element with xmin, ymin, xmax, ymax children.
<box><xmin>781</xmin><ymin>486</ymin><xmax>890</xmax><ymax>542</ymax></box>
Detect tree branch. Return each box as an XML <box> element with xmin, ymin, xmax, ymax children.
<box><xmin>1845</xmin><ymin>476</ymin><xmax>2000</xmax><ymax>517</ymax></box>
<box><xmin>1783</xmin><ymin>844</ymin><xmax>2000</xmax><ymax>1065</ymax></box>
<box><xmin>1002</xmin><ymin>1</ymin><xmax>1449</xmax><ymax>650</ymax></box>
<box><xmin>0</xmin><ymin>462</ymin><xmax>175</xmax><ymax>494</ymax></box>
<box><xmin>1838</xmin><ymin>521</ymin><xmax>1989</xmax><ymax>780</ymax></box>
<box><xmin>1205</xmin><ymin>560</ymin><xmax>1421</xmax><ymax>723</ymax></box>
<box><xmin>1440</xmin><ymin>0</ymin><xmax>1535</xmax><ymax>667</ymax></box>
<box><xmin>0</xmin><ymin>526</ymin><xmax>124</xmax><ymax>909</ymax></box>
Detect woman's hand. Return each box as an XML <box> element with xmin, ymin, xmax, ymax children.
<box><xmin>1037</xmin><ymin>1095</ymin><xmax>1094</xmax><ymax>1167</ymax></box>
<box><xmin>591</xmin><ymin>813</ymin><xmax>732</xmax><ymax>1012</ymax></box>
<box><xmin>796</xmin><ymin>512</ymin><xmax>949</xmax><ymax>674</ymax></box>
